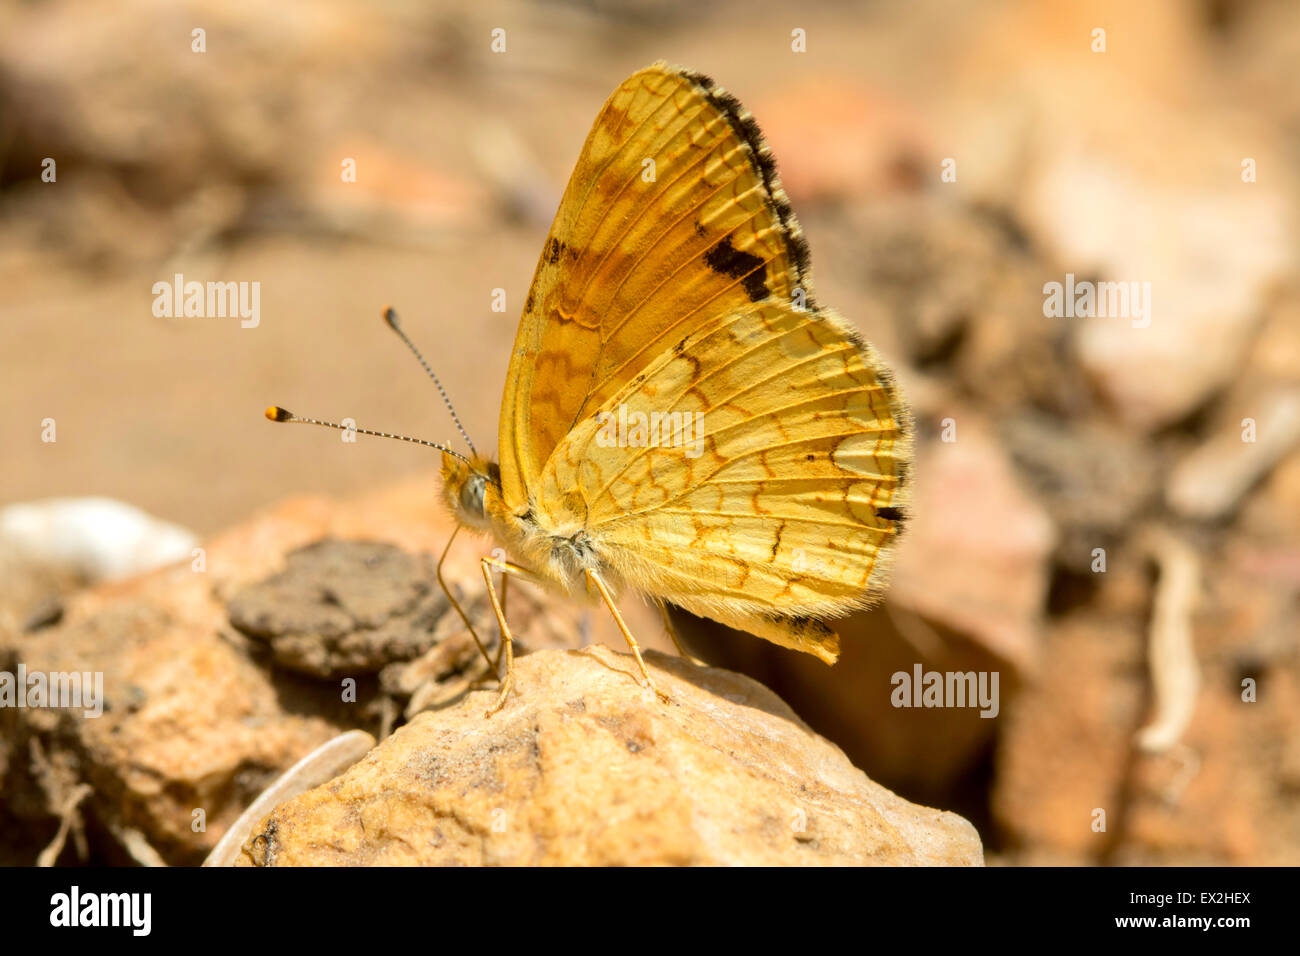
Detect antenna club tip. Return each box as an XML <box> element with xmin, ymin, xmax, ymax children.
<box><xmin>265</xmin><ymin>405</ymin><xmax>293</xmax><ymax>422</ymax></box>
<box><xmin>382</xmin><ymin>306</ymin><xmax>400</xmax><ymax>329</ymax></box>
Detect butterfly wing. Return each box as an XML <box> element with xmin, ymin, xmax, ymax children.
<box><xmin>498</xmin><ymin>62</ymin><xmax>910</xmax><ymax>661</ymax></box>
<box><xmin>498</xmin><ymin>62</ymin><xmax>812</xmax><ymax>509</ymax></box>
<box><xmin>534</xmin><ymin>298</ymin><xmax>910</xmax><ymax>663</ymax></box>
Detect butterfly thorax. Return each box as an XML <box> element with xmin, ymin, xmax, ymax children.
<box><xmin>440</xmin><ymin>451</ymin><xmax>609</xmax><ymax>599</ymax></box>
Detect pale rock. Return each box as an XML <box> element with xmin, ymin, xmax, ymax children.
<box><xmin>238</xmin><ymin>646</ymin><xmax>984</xmax><ymax>867</ymax></box>
<box><xmin>0</xmin><ymin>497</ymin><xmax>197</xmax><ymax>582</ymax></box>
<box><xmin>1034</xmin><ymin>154</ymin><xmax>1290</xmax><ymax>431</ymax></box>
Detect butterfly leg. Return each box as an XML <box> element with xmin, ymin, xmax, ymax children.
<box><xmin>480</xmin><ymin>555</ymin><xmax>546</xmax><ymax>717</ymax></box>
<box><xmin>586</xmin><ymin>569</ymin><xmax>670</xmax><ymax>704</ymax></box>
<box><xmin>435</xmin><ymin>524</ymin><xmax>497</xmax><ymax>672</ymax></box>
<box><xmin>497</xmin><ymin>570</ymin><xmax>509</xmax><ymax>670</ymax></box>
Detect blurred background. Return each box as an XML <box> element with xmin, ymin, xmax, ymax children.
<box><xmin>1</xmin><ymin>0</ymin><xmax>1298</xmax><ymax>865</ymax></box>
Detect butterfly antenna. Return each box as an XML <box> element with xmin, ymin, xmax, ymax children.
<box><xmin>382</xmin><ymin>307</ymin><xmax>477</xmax><ymax>457</ymax></box>
<box><xmin>263</xmin><ymin>406</ymin><xmax>471</xmax><ymax>464</ymax></box>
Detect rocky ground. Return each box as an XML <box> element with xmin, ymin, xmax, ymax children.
<box><xmin>1</xmin><ymin>480</ymin><xmax>982</xmax><ymax>866</ymax></box>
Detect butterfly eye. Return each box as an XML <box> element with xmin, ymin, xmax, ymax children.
<box><xmin>459</xmin><ymin>474</ymin><xmax>487</xmax><ymax>520</ymax></box>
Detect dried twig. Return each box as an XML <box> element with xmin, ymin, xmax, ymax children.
<box><xmin>1135</xmin><ymin>530</ymin><xmax>1201</xmax><ymax>754</ymax></box>
<box><xmin>108</xmin><ymin>822</ymin><xmax>170</xmax><ymax>867</ymax></box>
<box><xmin>36</xmin><ymin>783</ymin><xmax>93</xmax><ymax>867</ymax></box>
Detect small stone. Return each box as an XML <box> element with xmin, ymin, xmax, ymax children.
<box><xmin>227</xmin><ymin>539</ymin><xmax>447</xmax><ymax>677</ymax></box>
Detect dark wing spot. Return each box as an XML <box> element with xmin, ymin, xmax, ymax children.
<box><xmin>762</xmin><ymin>612</ymin><xmax>836</xmax><ymax>641</ymax></box>
<box><xmin>546</xmin><ymin>238</ymin><xmax>566</xmax><ymax>265</ymax></box>
<box><xmin>680</xmin><ymin>70</ymin><xmax>814</xmax><ymax>300</ymax></box>
<box><xmin>704</xmin><ymin>236</ymin><xmax>769</xmax><ymax>302</ymax></box>
<box><xmin>875</xmin><ymin>506</ymin><xmax>904</xmax><ymax>522</ymax></box>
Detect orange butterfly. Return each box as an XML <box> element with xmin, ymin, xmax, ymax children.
<box><xmin>269</xmin><ymin>62</ymin><xmax>911</xmax><ymax>715</ymax></box>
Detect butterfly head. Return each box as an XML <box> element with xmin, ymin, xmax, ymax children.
<box><xmin>441</xmin><ymin>452</ymin><xmax>503</xmax><ymax>532</ymax></box>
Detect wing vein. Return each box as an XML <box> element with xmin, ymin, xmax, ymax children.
<box><xmin>583</xmin><ymin>341</ymin><xmax>862</xmax><ymax>505</ymax></box>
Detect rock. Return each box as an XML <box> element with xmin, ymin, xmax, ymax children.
<box><xmin>943</xmin><ymin>0</ymin><xmax>1297</xmax><ymax>432</ymax></box>
<box><xmin>0</xmin><ymin>598</ymin><xmax>349</xmax><ymax>866</ymax></box>
<box><xmin>838</xmin><ymin>196</ymin><xmax>1079</xmax><ymax>419</ymax></box>
<box><xmin>0</xmin><ymin>540</ymin><xmax>82</xmax><ymax>641</ymax></box>
<box><xmin>0</xmin><ymin>476</ymin><xmax>577</xmax><ymax>865</ymax></box>
<box><xmin>888</xmin><ymin>420</ymin><xmax>1056</xmax><ymax>675</ymax></box>
<box><xmin>0</xmin><ymin>497</ymin><xmax>197</xmax><ymax>583</ymax></box>
<box><xmin>204</xmin><ymin>730</ymin><xmax>376</xmax><ymax>867</ymax></box>
<box><xmin>1166</xmin><ymin>388</ymin><xmax>1300</xmax><ymax>522</ymax></box>
<box><xmin>0</xmin><ymin>496</ymin><xmax>199</xmax><ymax>653</ymax></box>
<box><xmin>226</xmin><ymin>539</ymin><xmax>457</xmax><ymax>678</ymax></box>
<box><xmin>1000</xmin><ymin>412</ymin><xmax>1160</xmax><ymax>570</ymax></box>
<box><xmin>1060</xmin><ymin>170</ymin><xmax>1290</xmax><ymax>432</ymax></box>
<box><xmin>237</xmin><ymin>646</ymin><xmax>984</xmax><ymax>867</ymax></box>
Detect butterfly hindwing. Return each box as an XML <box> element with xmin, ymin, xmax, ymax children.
<box><xmin>535</xmin><ymin>299</ymin><xmax>910</xmax><ymax>662</ymax></box>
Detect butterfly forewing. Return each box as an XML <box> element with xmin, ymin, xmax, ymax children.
<box><xmin>499</xmin><ymin>63</ymin><xmax>810</xmax><ymax>507</ymax></box>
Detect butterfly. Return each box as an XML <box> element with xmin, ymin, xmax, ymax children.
<box><xmin>268</xmin><ymin>62</ymin><xmax>911</xmax><ymax>715</ymax></box>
